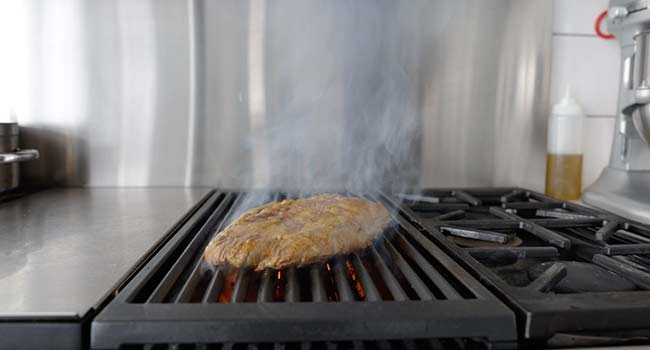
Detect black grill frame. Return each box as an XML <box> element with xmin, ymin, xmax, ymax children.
<box><xmin>91</xmin><ymin>190</ymin><xmax>518</xmax><ymax>350</ymax></box>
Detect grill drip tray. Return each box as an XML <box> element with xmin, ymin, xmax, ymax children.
<box><xmin>91</xmin><ymin>191</ymin><xmax>517</xmax><ymax>350</ymax></box>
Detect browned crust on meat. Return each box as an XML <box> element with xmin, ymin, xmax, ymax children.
<box><xmin>203</xmin><ymin>194</ymin><xmax>391</xmax><ymax>271</ymax></box>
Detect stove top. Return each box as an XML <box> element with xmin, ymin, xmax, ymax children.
<box><xmin>87</xmin><ymin>188</ymin><xmax>650</xmax><ymax>349</ymax></box>
<box><xmin>402</xmin><ymin>188</ymin><xmax>650</xmax><ymax>347</ymax></box>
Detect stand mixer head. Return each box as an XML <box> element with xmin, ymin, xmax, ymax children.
<box><xmin>584</xmin><ymin>0</ymin><xmax>650</xmax><ymax>224</ymax></box>
<box><xmin>625</xmin><ymin>30</ymin><xmax>650</xmax><ymax>144</ymax></box>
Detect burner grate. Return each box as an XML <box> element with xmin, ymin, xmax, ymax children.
<box><xmin>92</xmin><ymin>191</ymin><xmax>517</xmax><ymax>350</ymax></box>
<box><xmin>407</xmin><ymin>188</ymin><xmax>650</xmax><ymax>346</ymax></box>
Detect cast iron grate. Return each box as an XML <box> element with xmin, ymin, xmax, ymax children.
<box><xmin>404</xmin><ymin>188</ymin><xmax>650</xmax><ymax>347</ymax></box>
<box><xmin>91</xmin><ymin>190</ymin><xmax>517</xmax><ymax>350</ymax></box>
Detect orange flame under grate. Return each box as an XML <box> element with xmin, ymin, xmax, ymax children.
<box><xmin>345</xmin><ymin>260</ymin><xmax>366</xmax><ymax>300</ymax></box>
<box><xmin>218</xmin><ymin>270</ymin><xmax>238</xmax><ymax>303</ymax></box>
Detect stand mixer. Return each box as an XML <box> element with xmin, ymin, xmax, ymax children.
<box><xmin>585</xmin><ymin>0</ymin><xmax>650</xmax><ymax>224</ymax></box>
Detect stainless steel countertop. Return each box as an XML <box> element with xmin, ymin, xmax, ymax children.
<box><xmin>0</xmin><ymin>188</ymin><xmax>211</xmax><ymax>318</ymax></box>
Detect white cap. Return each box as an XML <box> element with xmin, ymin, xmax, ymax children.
<box><xmin>548</xmin><ymin>85</ymin><xmax>584</xmax><ymax>154</ymax></box>
<box><xmin>552</xmin><ymin>86</ymin><xmax>585</xmax><ymax>116</ymax></box>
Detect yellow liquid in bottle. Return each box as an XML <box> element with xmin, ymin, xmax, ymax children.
<box><xmin>545</xmin><ymin>153</ymin><xmax>583</xmax><ymax>201</ymax></box>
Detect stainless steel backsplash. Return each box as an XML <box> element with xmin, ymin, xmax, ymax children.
<box><xmin>12</xmin><ymin>0</ymin><xmax>552</xmax><ymax>190</ymax></box>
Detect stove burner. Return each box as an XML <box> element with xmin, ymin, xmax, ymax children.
<box><xmin>528</xmin><ymin>261</ymin><xmax>637</xmax><ymax>293</ymax></box>
<box><xmin>408</xmin><ymin>187</ymin><xmax>650</xmax><ymax>345</ymax></box>
<box><xmin>489</xmin><ymin>258</ymin><xmax>539</xmax><ymax>287</ymax></box>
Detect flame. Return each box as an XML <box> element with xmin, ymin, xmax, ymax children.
<box><xmin>274</xmin><ymin>269</ymin><xmax>284</xmax><ymax>301</ymax></box>
<box><xmin>345</xmin><ymin>260</ymin><xmax>366</xmax><ymax>300</ymax></box>
<box><xmin>218</xmin><ymin>270</ymin><xmax>238</xmax><ymax>303</ymax></box>
<box><xmin>325</xmin><ymin>263</ymin><xmax>331</xmax><ymax>271</ymax></box>
<box><xmin>345</xmin><ymin>260</ymin><xmax>357</xmax><ymax>281</ymax></box>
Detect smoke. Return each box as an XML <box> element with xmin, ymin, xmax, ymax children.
<box><xmin>229</xmin><ymin>0</ymin><xmax>425</xmax><ymax>216</ymax></box>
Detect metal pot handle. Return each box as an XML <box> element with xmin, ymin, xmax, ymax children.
<box><xmin>0</xmin><ymin>149</ymin><xmax>40</xmax><ymax>164</ymax></box>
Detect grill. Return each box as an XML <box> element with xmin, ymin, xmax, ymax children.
<box><xmin>92</xmin><ymin>190</ymin><xmax>517</xmax><ymax>350</ymax></box>
<box><xmin>407</xmin><ymin>188</ymin><xmax>650</xmax><ymax>348</ymax></box>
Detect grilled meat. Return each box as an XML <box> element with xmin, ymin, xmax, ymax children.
<box><xmin>203</xmin><ymin>194</ymin><xmax>391</xmax><ymax>271</ymax></box>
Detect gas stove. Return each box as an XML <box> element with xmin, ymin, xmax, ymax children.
<box><xmin>81</xmin><ymin>188</ymin><xmax>650</xmax><ymax>349</ymax></box>
<box><xmin>403</xmin><ymin>188</ymin><xmax>650</xmax><ymax>348</ymax></box>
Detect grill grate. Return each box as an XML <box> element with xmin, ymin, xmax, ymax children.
<box><xmin>92</xmin><ymin>190</ymin><xmax>517</xmax><ymax>350</ymax></box>
<box><xmin>130</xmin><ymin>192</ymin><xmax>480</xmax><ymax>304</ymax></box>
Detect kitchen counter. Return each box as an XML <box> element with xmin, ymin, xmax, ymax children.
<box><xmin>0</xmin><ymin>187</ymin><xmax>211</xmax><ymax>318</ymax></box>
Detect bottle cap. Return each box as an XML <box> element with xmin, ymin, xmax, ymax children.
<box><xmin>552</xmin><ymin>85</ymin><xmax>585</xmax><ymax>116</ymax></box>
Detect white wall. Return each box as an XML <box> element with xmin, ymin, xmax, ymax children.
<box><xmin>551</xmin><ymin>0</ymin><xmax>619</xmax><ymax>190</ymax></box>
